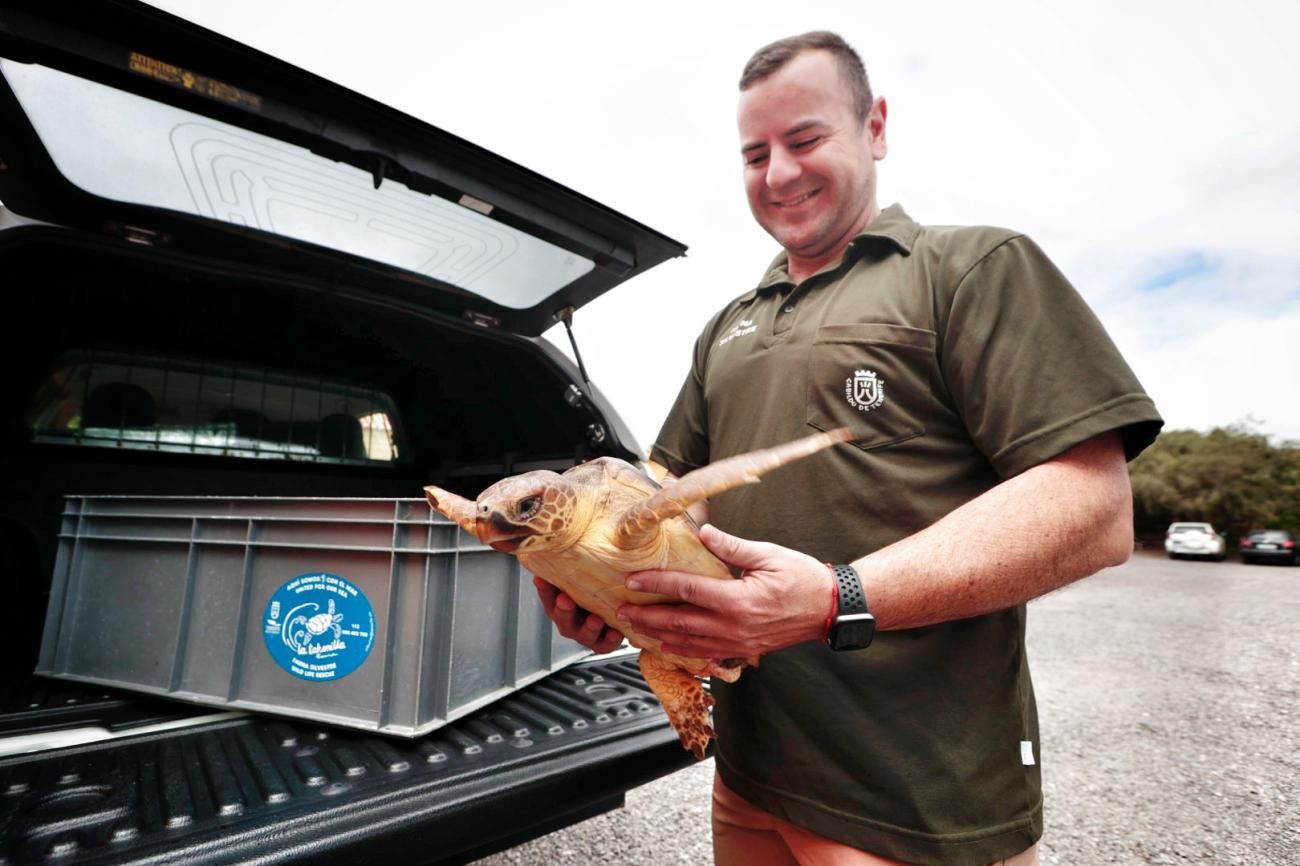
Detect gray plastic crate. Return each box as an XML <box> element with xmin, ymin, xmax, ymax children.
<box><xmin>36</xmin><ymin>496</ymin><xmax>591</xmax><ymax>737</ymax></box>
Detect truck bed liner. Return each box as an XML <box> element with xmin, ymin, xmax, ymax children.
<box><xmin>0</xmin><ymin>654</ymin><xmax>691</xmax><ymax>865</ymax></box>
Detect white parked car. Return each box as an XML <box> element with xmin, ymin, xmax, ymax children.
<box><xmin>1164</xmin><ymin>522</ymin><xmax>1226</xmax><ymax>561</ymax></box>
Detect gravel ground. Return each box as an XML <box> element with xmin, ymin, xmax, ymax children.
<box><xmin>471</xmin><ymin>551</ymin><xmax>1299</xmax><ymax>865</ymax></box>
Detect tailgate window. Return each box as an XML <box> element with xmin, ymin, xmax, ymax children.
<box><xmin>0</xmin><ymin>58</ymin><xmax>595</xmax><ymax>310</ymax></box>
<box><xmin>25</xmin><ymin>350</ymin><xmax>404</xmax><ymax>464</ymax></box>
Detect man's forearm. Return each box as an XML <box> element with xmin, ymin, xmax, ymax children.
<box><xmin>607</xmin><ymin>430</ymin><xmax>1134</xmax><ymax>660</ymax></box>
<box><xmin>855</xmin><ymin>430</ymin><xmax>1134</xmax><ymax>631</ymax></box>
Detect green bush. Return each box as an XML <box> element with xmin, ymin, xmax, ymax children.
<box><xmin>1129</xmin><ymin>423</ymin><xmax>1300</xmax><ymax>539</ymax></box>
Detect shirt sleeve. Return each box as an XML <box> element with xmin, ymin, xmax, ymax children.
<box><xmin>939</xmin><ymin>234</ymin><xmax>1163</xmax><ymax>478</ymax></box>
<box><xmin>649</xmin><ymin>321</ymin><xmax>718</xmax><ymax>478</ymax></box>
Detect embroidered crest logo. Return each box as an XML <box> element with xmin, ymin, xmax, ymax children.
<box><xmin>845</xmin><ymin>369</ymin><xmax>885</xmax><ymax>412</ymax></box>
<box><xmin>718</xmin><ymin>319</ymin><xmax>757</xmax><ymax>347</ymax></box>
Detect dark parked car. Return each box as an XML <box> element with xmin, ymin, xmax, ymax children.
<box><xmin>1240</xmin><ymin>529</ymin><xmax>1298</xmax><ymax>565</ymax></box>
<box><xmin>0</xmin><ymin>1</ymin><xmax>693</xmax><ymax>863</ymax></box>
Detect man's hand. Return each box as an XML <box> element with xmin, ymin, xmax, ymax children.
<box><xmin>533</xmin><ymin>577</ymin><xmax>624</xmax><ymax>654</ymax></box>
<box><xmin>615</xmin><ymin>524</ymin><xmax>834</xmax><ymax>660</ymax></box>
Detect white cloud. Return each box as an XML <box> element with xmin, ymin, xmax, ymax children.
<box><xmin>1087</xmin><ymin>253</ymin><xmax>1300</xmax><ymax>442</ymax></box>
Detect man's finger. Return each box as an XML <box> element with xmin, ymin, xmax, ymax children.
<box><xmin>624</xmin><ymin>567</ymin><xmax>736</xmax><ymax>610</ymax></box>
<box><xmin>593</xmin><ymin>631</ymin><xmax>625</xmax><ymax>654</ymax></box>
<box><xmin>533</xmin><ymin>577</ymin><xmax>560</xmax><ymax>615</ymax></box>
<box><xmin>534</xmin><ymin>577</ymin><xmax>581</xmax><ymax>615</ymax></box>
<box><xmin>616</xmin><ymin>601</ymin><xmax>724</xmax><ymax>638</ymax></box>
<box><xmin>580</xmin><ymin>612</ymin><xmax>607</xmax><ymax>636</ymax></box>
<box><xmin>699</xmin><ymin>523</ymin><xmax>769</xmax><ymax>569</ymax></box>
<box><xmin>534</xmin><ymin>578</ymin><xmax>616</xmax><ymax>651</ymax></box>
<box><xmin>581</xmin><ymin>614</ymin><xmax>625</xmax><ymax>654</ymax></box>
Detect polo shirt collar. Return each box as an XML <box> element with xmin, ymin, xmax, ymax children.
<box><xmin>746</xmin><ymin>203</ymin><xmax>920</xmax><ymax>298</ymax></box>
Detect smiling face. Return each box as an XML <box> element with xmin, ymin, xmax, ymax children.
<box><xmin>738</xmin><ymin>49</ymin><xmax>888</xmax><ymax>283</ymax></box>
<box><xmin>472</xmin><ymin>471</ymin><xmax>582</xmax><ymax>553</ymax></box>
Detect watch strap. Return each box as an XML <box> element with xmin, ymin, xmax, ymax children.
<box><xmin>830</xmin><ymin>564</ymin><xmax>867</xmax><ymax>617</ymax></box>
<box><xmin>826</xmin><ymin>563</ymin><xmax>874</xmax><ymax>651</ymax></box>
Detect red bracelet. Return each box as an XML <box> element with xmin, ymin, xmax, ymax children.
<box><xmin>822</xmin><ymin>563</ymin><xmax>840</xmax><ymax>641</ymax></box>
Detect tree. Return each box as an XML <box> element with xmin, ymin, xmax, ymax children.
<box><xmin>1129</xmin><ymin>423</ymin><xmax>1300</xmax><ymax>538</ymax></box>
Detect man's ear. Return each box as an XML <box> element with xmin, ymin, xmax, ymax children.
<box><xmin>868</xmin><ymin>96</ymin><xmax>888</xmax><ymax>160</ymax></box>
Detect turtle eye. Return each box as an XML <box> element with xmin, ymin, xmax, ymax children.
<box><xmin>517</xmin><ymin>496</ymin><xmax>541</xmax><ymax>518</ymax></box>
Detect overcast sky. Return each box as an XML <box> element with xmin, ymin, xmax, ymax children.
<box><xmin>149</xmin><ymin>0</ymin><xmax>1300</xmax><ymax>450</ymax></box>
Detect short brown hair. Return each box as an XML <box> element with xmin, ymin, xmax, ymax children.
<box><xmin>739</xmin><ymin>31</ymin><xmax>873</xmax><ymax>123</ymax></box>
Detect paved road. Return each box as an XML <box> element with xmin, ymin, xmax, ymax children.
<box><xmin>473</xmin><ymin>552</ymin><xmax>1299</xmax><ymax>865</ymax></box>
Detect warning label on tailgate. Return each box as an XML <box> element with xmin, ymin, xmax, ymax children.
<box><xmin>263</xmin><ymin>573</ymin><xmax>376</xmax><ymax>681</ymax></box>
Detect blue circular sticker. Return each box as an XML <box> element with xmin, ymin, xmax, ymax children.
<box><xmin>263</xmin><ymin>573</ymin><xmax>376</xmax><ymax>682</ymax></box>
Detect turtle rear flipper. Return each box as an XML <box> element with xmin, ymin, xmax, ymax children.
<box><xmin>638</xmin><ymin>649</ymin><xmax>714</xmax><ymax>760</ymax></box>
<box><xmin>613</xmin><ymin>427</ymin><xmax>853</xmax><ymax>549</ymax></box>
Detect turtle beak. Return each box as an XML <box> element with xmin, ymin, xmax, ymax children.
<box><xmin>474</xmin><ymin>510</ymin><xmax>533</xmax><ymax>552</ymax></box>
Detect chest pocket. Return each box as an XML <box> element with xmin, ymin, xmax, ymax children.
<box><xmin>807</xmin><ymin>323</ymin><xmax>936</xmax><ymax>451</ymax></box>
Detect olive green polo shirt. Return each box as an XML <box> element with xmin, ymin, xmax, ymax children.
<box><xmin>649</xmin><ymin>204</ymin><xmax>1162</xmax><ymax>865</ymax></box>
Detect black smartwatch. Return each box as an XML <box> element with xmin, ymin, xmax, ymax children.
<box><xmin>826</xmin><ymin>564</ymin><xmax>875</xmax><ymax>651</ymax></box>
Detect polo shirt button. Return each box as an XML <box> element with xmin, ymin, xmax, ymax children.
<box><xmin>783</xmin><ymin>305</ymin><xmax>795</xmax><ymax>313</ymax></box>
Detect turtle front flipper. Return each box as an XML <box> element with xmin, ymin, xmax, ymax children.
<box><xmin>639</xmin><ymin>649</ymin><xmax>714</xmax><ymax>760</ymax></box>
<box><xmin>614</xmin><ymin>427</ymin><xmax>854</xmax><ymax>549</ymax></box>
<box><xmin>424</xmin><ymin>485</ymin><xmax>478</xmax><ymax>537</ymax></box>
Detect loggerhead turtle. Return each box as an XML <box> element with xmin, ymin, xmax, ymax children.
<box><xmin>423</xmin><ymin>426</ymin><xmax>853</xmax><ymax>759</ymax></box>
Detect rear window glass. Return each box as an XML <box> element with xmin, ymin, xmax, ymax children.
<box><xmin>25</xmin><ymin>350</ymin><xmax>404</xmax><ymax>464</ymax></box>
<box><xmin>0</xmin><ymin>58</ymin><xmax>595</xmax><ymax>310</ymax></box>
<box><xmin>1250</xmin><ymin>530</ymin><xmax>1291</xmax><ymax>542</ymax></box>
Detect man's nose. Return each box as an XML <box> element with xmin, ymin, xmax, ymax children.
<box><xmin>765</xmin><ymin>146</ymin><xmax>801</xmax><ymax>188</ymax></box>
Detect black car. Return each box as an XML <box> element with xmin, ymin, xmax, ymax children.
<box><xmin>0</xmin><ymin>1</ymin><xmax>693</xmax><ymax>863</ymax></box>
<box><xmin>1239</xmin><ymin>529</ymin><xmax>1298</xmax><ymax>565</ymax></box>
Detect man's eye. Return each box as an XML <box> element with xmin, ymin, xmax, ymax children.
<box><xmin>745</xmin><ymin>153</ymin><xmax>768</xmax><ymax>167</ymax></box>
<box><xmin>792</xmin><ymin>137</ymin><xmax>820</xmax><ymax>150</ymax></box>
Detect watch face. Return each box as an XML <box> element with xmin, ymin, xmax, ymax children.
<box><xmin>831</xmin><ymin>614</ymin><xmax>875</xmax><ymax>651</ymax></box>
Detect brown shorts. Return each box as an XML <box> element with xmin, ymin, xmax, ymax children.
<box><xmin>712</xmin><ymin>771</ymin><xmax>1040</xmax><ymax>866</ymax></box>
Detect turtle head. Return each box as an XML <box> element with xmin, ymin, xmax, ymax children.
<box><xmin>473</xmin><ymin>471</ymin><xmax>585</xmax><ymax>553</ymax></box>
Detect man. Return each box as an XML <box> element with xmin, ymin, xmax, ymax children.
<box><xmin>538</xmin><ymin>31</ymin><xmax>1162</xmax><ymax>866</ymax></box>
